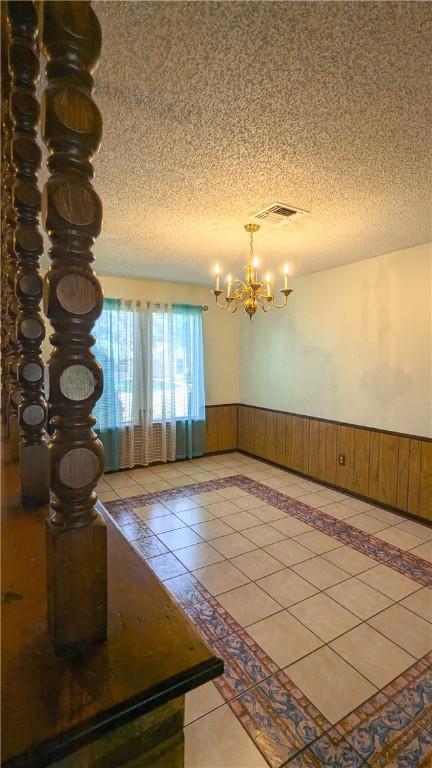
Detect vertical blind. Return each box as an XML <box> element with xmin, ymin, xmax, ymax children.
<box><xmin>93</xmin><ymin>299</ymin><xmax>205</xmax><ymax>470</ymax></box>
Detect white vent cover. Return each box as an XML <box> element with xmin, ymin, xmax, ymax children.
<box><xmin>250</xmin><ymin>202</ymin><xmax>308</xmax><ymax>226</ymax></box>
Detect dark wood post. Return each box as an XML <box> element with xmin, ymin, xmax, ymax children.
<box><xmin>7</xmin><ymin>0</ymin><xmax>49</xmax><ymax>505</ymax></box>
<box><xmin>1</xmin><ymin>93</ymin><xmax>14</xmax><ymax>433</ymax></box>
<box><xmin>40</xmin><ymin>0</ymin><xmax>107</xmax><ymax>656</ymax></box>
<box><xmin>1</xmin><ymin>52</ymin><xmax>20</xmax><ymax>450</ymax></box>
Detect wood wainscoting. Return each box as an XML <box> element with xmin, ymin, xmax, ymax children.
<box><xmin>205</xmin><ymin>404</ymin><xmax>238</xmax><ymax>453</ymax></box>
<box><xmin>205</xmin><ymin>404</ymin><xmax>431</xmax><ymax>521</ymax></box>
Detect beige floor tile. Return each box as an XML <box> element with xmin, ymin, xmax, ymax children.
<box><xmin>247</xmin><ymin>504</ymin><xmax>286</xmax><ymax>523</ymax></box>
<box><xmin>146</xmin><ymin>552</ymin><xmax>187</xmax><ymax>581</ymax></box>
<box><xmin>341</xmin><ymin>498</ymin><xmax>376</xmax><ymax>513</ymax></box>
<box><xmin>368</xmin><ymin>604</ymin><xmax>432</xmax><ymax>657</ymax></box>
<box><xmin>330</xmin><ymin>623</ymin><xmax>415</xmax><ymax>688</ymax></box>
<box><xmin>231</xmin><ymin>495</ymin><xmax>271</xmax><ymax>511</ymax></box>
<box><xmin>163</xmin><ymin>497</ymin><xmax>199</xmax><ymax>514</ymax></box>
<box><xmin>211</xmin><ymin>532</ymin><xmax>257</xmax><ymax>558</ymax></box>
<box><xmin>170</xmin><ymin>477</ymin><xmax>195</xmax><ymax>488</ymax></box>
<box><xmin>264</xmin><ymin>539</ymin><xmax>316</xmax><ymax>567</ymax></box>
<box><xmin>119</xmin><ymin>486</ymin><xmax>146</xmax><ymax>498</ymax></box>
<box><xmin>358</xmin><ymin>564</ymin><xmax>420</xmax><ymax>599</ymax></box>
<box><xmin>98</xmin><ymin>489</ymin><xmax>120</xmax><ymax>501</ymax></box>
<box><xmin>248</xmin><ymin>610</ymin><xmax>322</xmax><ymax>667</ymax></box>
<box><xmin>190</xmin><ymin>491</ymin><xmax>224</xmax><ymax>505</ymax></box>
<box><xmin>223</xmin><ymin>510</ymin><xmax>262</xmax><ymax>531</ymax></box>
<box><xmin>217</xmin><ymin>486</ymin><xmax>250</xmax><ymax>500</ymax></box>
<box><xmin>410</xmin><ymin>541</ymin><xmax>432</xmax><ymax>563</ymax></box>
<box><xmin>326</xmin><ymin>577</ymin><xmax>393</xmax><ymax>619</ymax></box>
<box><xmin>185</xmin><ymin>681</ymin><xmax>225</xmax><ymax>725</ymax></box>
<box><xmin>319</xmin><ymin>502</ymin><xmax>361</xmax><ymax>520</ymax></box>
<box><xmin>134</xmin><ymin>501</ymin><xmax>171</xmax><ymax>520</ymax></box>
<box><xmin>395</xmin><ymin>520</ymin><xmax>432</xmax><ymax>541</ymax></box>
<box><xmin>257</xmin><ymin>569</ymin><xmax>319</xmax><ymax>607</ymax></box>
<box><xmin>138</xmin><ymin>480</ymin><xmax>171</xmax><ymax>492</ymax></box>
<box><xmin>323</xmin><ymin>545</ymin><xmax>378</xmax><ymax>575</ymax></box>
<box><xmin>292</xmin><ymin>556</ymin><xmax>350</xmax><ymax>589</ymax></box>
<box><xmin>96</xmin><ymin>480</ymin><xmax>110</xmax><ymax>491</ymax></box>
<box><xmin>175</xmin><ymin>506</ymin><xmax>215</xmax><ymax>525</ymax></box>
<box><xmin>204</xmin><ymin>499</ymin><xmax>243</xmax><ymax>518</ymax></box>
<box><xmin>175</xmin><ymin>542</ymin><xmax>224</xmax><ymax>570</ymax></box>
<box><xmin>286</xmin><ymin>646</ymin><xmax>376</xmax><ymax>724</ymax></box>
<box><xmin>401</xmin><ymin>587</ymin><xmax>432</xmax><ymax>622</ymax></box>
<box><xmin>158</xmin><ymin>527</ymin><xmax>203</xmax><ymax>551</ymax></box>
<box><xmin>187</xmin><ymin>471</ymin><xmax>217</xmax><ymax>483</ymax></box>
<box><xmin>289</xmin><ymin>592</ymin><xmax>361</xmax><ymax>641</ymax></box>
<box><xmin>106</xmin><ymin>474</ymin><xmax>140</xmax><ymax>489</ymax></box>
<box><xmin>261</xmin><ymin>476</ymin><xmax>293</xmax><ymax>489</ymax></box>
<box><xmin>243</xmin><ymin>524</ymin><xmax>287</xmax><ymax>546</ymax></box>
<box><xmin>230</xmin><ymin>549</ymin><xmax>285</xmax><ymax>580</ymax></box>
<box><xmin>278</xmin><ymin>485</ymin><xmax>311</xmax><ymax>498</ymax></box>
<box><xmin>217</xmin><ymin>582</ymin><xmax>281</xmax><ymax>626</ymax></box>
<box><xmin>126</xmin><ymin>468</ymin><xmax>160</xmax><ymax>480</ymax></box>
<box><xmin>297</xmin><ymin>491</ymin><xmax>339</xmax><ymax>508</ymax></box>
<box><xmin>347</xmin><ymin>514</ymin><xmax>388</xmax><ymax>533</ymax></box>
<box><xmin>191</xmin><ymin>519</ymin><xmax>235</xmax><ymax>540</ymax></box>
<box><xmin>146</xmin><ymin>514</ymin><xmax>185</xmax><ymax>534</ymax></box>
<box><xmin>374</xmin><ymin>527</ymin><xmax>424</xmax><ymax>551</ymax></box>
<box><xmin>184</xmin><ymin>704</ymin><xmax>268</xmax><ymax>768</ymax></box>
<box><xmin>293</xmin><ymin>530</ymin><xmax>343</xmax><ymax>554</ymax></box>
<box><xmin>270</xmin><ymin>517</ymin><xmax>314</xmax><ymax>537</ymax></box>
<box><xmin>367</xmin><ymin>507</ymin><xmax>404</xmax><ymax>525</ymax></box>
<box><xmin>194</xmin><ymin>560</ymin><xmax>250</xmax><ymax>595</ymax></box>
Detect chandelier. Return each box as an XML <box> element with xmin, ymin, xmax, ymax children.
<box><xmin>212</xmin><ymin>223</ymin><xmax>293</xmax><ymax>320</ymax></box>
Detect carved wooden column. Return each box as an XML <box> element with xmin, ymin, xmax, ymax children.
<box><xmin>40</xmin><ymin>1</ymin><xmax>107</xmax><ymax>656</ymax></box>
<box><xmin>1</xmin><ymin>89</ymin><xmax>20</xmax><ymax>449</ymax></box>
<box><xmin>7</xmin><ymin>0</ymin><xmax>49</xmax><ymax>504</ymax></box>
<box><xmin>1</xmin><ymin>96</ymin><xmax>13</xmax><ymax>431</ymax></box>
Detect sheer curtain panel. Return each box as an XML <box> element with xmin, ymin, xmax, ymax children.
<box><xmin>94</xmin><ymin>299</ymin><xmax>205</xmax><ymax>470</ymax></box>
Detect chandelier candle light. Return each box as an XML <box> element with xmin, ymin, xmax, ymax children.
<box><xmin>212</xmin><ymin>223</ymin><xmax>293</xmax><ymax>320</ymax></box>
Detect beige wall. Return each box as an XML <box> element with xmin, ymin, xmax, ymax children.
<box><xmin>239</xmin><ymin>243</ymin><xmax>432</xmax><ymax>438</ymax></box>
<box><xmin>51</xmin><ymin>275</ymin><xmax>239</xmax><ymax>406</ymax></box>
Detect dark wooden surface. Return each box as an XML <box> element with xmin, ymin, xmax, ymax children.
<box><xmin>1</xmin><ymin>454</ymin><xmax>222</xmax><ymax>768</ymax></box>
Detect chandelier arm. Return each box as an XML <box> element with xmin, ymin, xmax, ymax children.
<box><xmin>271</xmin><ymin>296</ymin><xmax>288</xmax><ymax>310</ymax></box>
<box><xmin>214</xmin><ymin>295</ymin><xmax>230</xmax><ymax>309</ymax></box>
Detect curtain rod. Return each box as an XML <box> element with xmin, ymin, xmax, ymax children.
<box><xmin>118</xmin><ymin>299</ymin><xmax>208</xmax><ymax>311</ymax></box>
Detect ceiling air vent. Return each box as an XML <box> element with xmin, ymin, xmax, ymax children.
<box><xmin>250</xmin><ymin>202</ymin><xmax>308</xmax><ymax>226</ymax></box>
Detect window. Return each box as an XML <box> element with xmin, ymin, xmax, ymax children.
<box><xmin>94</xmin><ymin>300</ymin><xmax>205</xmax><ymax>428</ymax></box>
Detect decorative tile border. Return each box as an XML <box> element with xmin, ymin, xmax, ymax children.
<box><xmin>105</xmin><ymin>474</ymin><xmax>432</xmax><ymax>585</ymax></box>
<box><xmin>104</xmin><ymin>474</ymin><xmax>432</xmax><ymax>768</ymax></box>
<box><xmin>212</xmin><ymin>630</ymin><xmax>279</xmax><ymax>702</ymax></box>
<box><xmin>230</xmin><ymin>671</ymin><xmax>330</xmax><ymax>768</ymax></box>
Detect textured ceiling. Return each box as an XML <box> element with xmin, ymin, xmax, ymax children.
<box><xmin>82</xmin><ymin>1</ymin><xmax>431</xmax><ymax>283</ymax></box>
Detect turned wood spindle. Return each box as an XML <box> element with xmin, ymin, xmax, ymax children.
<box><xmin>1</xmin><ymin>85</ymin><xmax>21</xmax><ymax>447</ymax></box>
<box><xmin>40</xmin><ymin>0</ymin><xmax>107</xmax><ymax>656</ymax></box>
<box><xmin>7</xmin><ymin>0</ymin><xmax>49</xmax><ymax>504</ymax></box>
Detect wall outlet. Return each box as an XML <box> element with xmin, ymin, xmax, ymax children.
<box><xmin>338</xmin><ymin>454</ymin><xmax>346</xmax><ymax>466</ymax></box>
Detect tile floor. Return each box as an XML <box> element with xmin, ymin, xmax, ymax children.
<box><xmin>102</xmin><ymin>452</ymin><xmax>432</xmax><ymax>768</ymax></box>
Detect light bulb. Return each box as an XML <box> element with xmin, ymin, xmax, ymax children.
<box><xmin>283</xmin><ymin>264</ymin><xmax>289</xmax><ymax>289</ymax></box>
<box><xmin>227</xmin><ymin>273</ymin><xmax>232</xmax><ymax>298</ymax></box>
<box><xmin>283</xmin><ymin>264</ymin><xmax>290</xmax><ymax>275</ymax></box>
<box><xmin>265</xmin><ymin>272</ymin><xmax>272</xmax><ymax>297</ymax></box>
<box><xmin>214</xmin><ymin>264</ymin><xmax>220</xmax><ymax>291</ymax></box>
<box><xmin>252</xmin><ymin>256</ymin><xmax>259</xmax><ymax>268</ymax></box>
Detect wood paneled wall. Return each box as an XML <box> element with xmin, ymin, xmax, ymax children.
<box><xmin>207</xmin><ymin>404</ymin><xmax>431</xmax><ymax>521</ymax></box>
<box><xmin>205</xmin><ymin>405</ymin><xmax>238</xmax><ymax>453</ymax></box>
